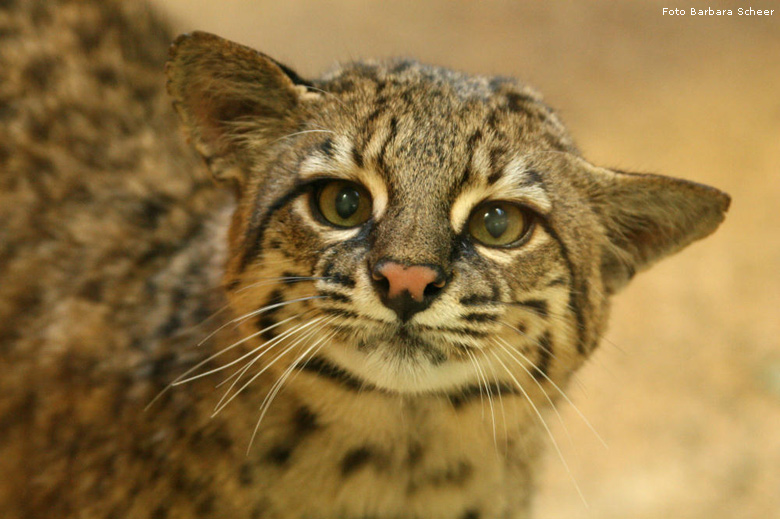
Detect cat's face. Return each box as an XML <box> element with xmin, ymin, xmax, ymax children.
<box><xmin>167</xmin><ymin>32</ymin><xmax>729</xmax><ymax>397</ymax></box>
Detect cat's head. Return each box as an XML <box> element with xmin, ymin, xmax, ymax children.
<box><xmin>167</xmin><ymin>32</ymin><xmax>729</xmax><ymax>396</ymax></box>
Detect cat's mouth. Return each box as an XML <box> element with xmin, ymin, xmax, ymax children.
<box><xmin>317</xmin><ymin>321</ymin><xmax>483</xmax><ymax>394</ymax></box>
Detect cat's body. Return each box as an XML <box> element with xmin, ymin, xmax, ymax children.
<box><xmin>0</xmin><ymin>1</ymin><xmax>729</xmax><ymax>518</ymax></box>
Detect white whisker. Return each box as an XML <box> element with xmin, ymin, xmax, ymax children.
<box><xmin>211</xmin><ymin>316</ymin><xmax>334</xmax><ymax>417</ymax></box>
<box><xmin>489</xmin><ymin>348</ymin><xmax>589</xmax><ymax>508</ymax></box>
<box><xmin>247</xmin><ymin>327</ymin><xmax>338</xmax><ymax>454</ymax></box>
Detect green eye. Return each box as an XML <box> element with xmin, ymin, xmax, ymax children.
<box><xmin>316</xmin><ymin>180</ymin><xmax>372</xmax><ymax>228</ymax></box>
<box><xmin>468</xmin><ymin>201</ymin><xmax>533</xmax><ymax>247</ymax></box>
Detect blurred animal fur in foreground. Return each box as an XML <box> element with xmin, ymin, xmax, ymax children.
<box><xmin>0</xmin><ymin>1</ymin><xmax>729</xmax><ymax>518</ymax></box>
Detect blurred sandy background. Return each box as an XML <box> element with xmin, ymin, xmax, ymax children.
<box><xmin>152</xmin><ymin>1</ymin><xmax>779</xmax><ymax>517</ymax></box>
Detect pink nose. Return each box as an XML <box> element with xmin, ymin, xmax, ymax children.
<box><xmin>372</xmin><ymin>262</ymin><xmax>445</xmax><ymax>302</ymax></box>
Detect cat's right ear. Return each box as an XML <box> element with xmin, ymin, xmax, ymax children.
<box><xmin>166</xmin><ymin>32</ymin><xmax>310</xmax><ymax>189</ymax></box>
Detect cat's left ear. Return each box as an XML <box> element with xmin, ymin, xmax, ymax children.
<box><xmin>584</xmin><ymin>164</ymin><xmax>730</xmax><ymax>294</ymax></box>
<box><xmin>166</xmin><ymin>31</ymin><xmax>312</xmax><ymax>189</ymax></box>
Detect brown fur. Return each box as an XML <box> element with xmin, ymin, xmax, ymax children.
<box><xmin>0</xmin><ymin>2</ymin><xmax>729</xmax><ymax>518</ymax></box>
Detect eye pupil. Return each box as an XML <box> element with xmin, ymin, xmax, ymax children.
<box><xmin>335</xmin><ymin>188</ymin><xmax>360</xmax><ymax>219</ymax></box>
<box><xmin>484</xmin><ymin>206</ymin><xmax>508</xmax><ymax>238</ymax></box>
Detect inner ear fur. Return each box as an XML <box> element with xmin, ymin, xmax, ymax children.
<box><xmin>166</xmin><ymin>31</ymin><xmax>309</xmax><ymax>187</ymax></box>
<box><xmin>584</xmin><ymin>164</ymin><xmax>730</xmax><ymax>294</ymax></box>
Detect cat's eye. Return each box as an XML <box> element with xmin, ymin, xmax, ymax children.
<box><xmin>468</xmin><ymin>201</ymin><xmax>533</xmax><ymax>247</ymax></box>
<box><xmin>315</xmin><ymin>180</ymin><xmax>372</xmax><ymax>228</ymax></box>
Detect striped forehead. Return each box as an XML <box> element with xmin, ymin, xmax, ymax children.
<box><xmin>450</xmin><ymin>155</ymin><xmax>552</xmax><ymax>233</ymax></box>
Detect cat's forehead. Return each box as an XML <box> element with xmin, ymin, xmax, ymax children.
<box><xmin>302</xmin><ymin>60</ymin><xmax>573</xmax><ymax>210</ymax></box>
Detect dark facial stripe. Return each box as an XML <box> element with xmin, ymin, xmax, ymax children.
<box><xmin>459</xmin><ymin>283</ymin><xmax>500</xmax><ymax>306</ymax></box>
<box><xmin>455</xmin><ymin>129</ymin><xmax>484</xmax><ymax>193</ymax></box>
<box><xmin>447</xmin><ymin>381</ymin><xmax>519</xmax><ymax>409</ymax></box>
<box><xmin>239</xmin><ymin>181</ymin><xmax>309</xmax><ymax>272</ymax></box>
<box><xmin>486</xmin><ymin>147</ymin><xmax>507</xmax><ymax>185</ymax></box>
<box><xmin>374</xmin><ymin>116</ymin><xmax>398</xmax><ymax>174</ymax></box>
<box><xmin>322</xmin><ymin>261</ymin><xmax>356</xmax><ymax>288</ymax></box>
<box><xmin>539</xmin><ymin>221</ymin><xmax>587</xmax><ymax>354</ymax></box>
<box><xmin>254</xmin><ymin>289</ymin><xmax>285</xmax><ymax>330</ymax></box>
<box><xmin>513</xmin><ymin>299</ymin><xmax>548</xmax><ymax>318</ymax></box>
<box><xmin>532</xmin><ymin>332</ymin><xmax>553</xmax><ymax>381</ymax></box>
<box><xmin>461</xmin><ymin>312</ymin><xmax>498</xmax><ymax>323</ymax></box>
<box><xmin>296</xmin><ymin>355</ymin><xmax>375</xmax><ymax>392</ymax></box>
<box><xmin>351</xmin><ymin>145</ymin><xmax>364</xmax><ymax>169</ymax></box>
<box><xmin>319</xmin><ymin>137</ymin><xmax>334</xmax><ymax>158</ymax></box>
<box><xmin>317</xmin><ymin>290</ymin><xmax>351</xmax><ymax>304</ymax></box>
<box><xmin>519</xmin><ymin>169</ymin><xmax>544</xmax><ymax>188</ymax></box>
<box><xmin>320</xmin><ymin>308</ymin><xmax>360</xmax><ymax>319</ymax></box>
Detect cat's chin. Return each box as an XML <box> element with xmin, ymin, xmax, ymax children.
<box><xmin>321</xmin><ymin>339</ymin><xmax>482</xmax><ymax>395</ymax></box>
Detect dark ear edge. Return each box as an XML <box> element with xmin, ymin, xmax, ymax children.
<box><xmin>589</xmin><ymin>166</ymin><xmax>731</xmax><ymax>294</ymax></box>
<box><xmin>166</xmin><ymin>31</ymin><xmax>310</xmax><ymax>186</ymax></box>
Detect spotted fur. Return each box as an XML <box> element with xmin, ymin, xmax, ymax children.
<box><xmin>0</xmin><ymin>2</ymin><xmax>729</xmax><ymax>518</ymax></box>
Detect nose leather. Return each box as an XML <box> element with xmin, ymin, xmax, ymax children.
<box><xmin>374</xmin><ymin>263</ymin><xmax>440</xmax><ymax>302</ymax></box>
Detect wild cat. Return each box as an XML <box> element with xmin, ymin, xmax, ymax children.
<box><xmin>0</xmin><ymin>1</ymin><xmax>729</xmax><ymax>518</ymax></box>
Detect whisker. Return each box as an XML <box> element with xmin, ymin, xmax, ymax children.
<box><xmin>197</xmin><ymin>295</ymin><xmax>326</xmax><ymax>347</ymax></box>
<box><xmin>172</xmin><ymin>312</ymin><xmax>314</xmax><ymax>387</ymax></box>
<box><xmin>466</xmin><ymin>349</ymin><xmax>498</xmax><ymax>449</ymax></box>
<box><xmin>495</xmin><ymin>336</ymin><xmax>608</xmax><ymax>449</ymax></box>
<box><xmin>211</xmin><ymin>315</ymin><xmax>325</xmax><ymax>406</ymax></box>
<box><xmin>496</xmin><ymin>320</ymin><xmax>557</xmax><ymax>360</ymax></box>
<box><xmin>492</xmin><ymin>338</ymin><xmax>578</xmax><ymax>456</ymax></box>
<box><xmin>483</xmin><ymin>353</ymin><xmax>510</xmax><ymax>452</ymax></box>
<box><xmin>247</xmin><ymin>327</ymin><xmax>338</xmax><ymax>453</ymax></box>
<box><xmin>211</xmin><ymin>316</ymin><xmax>335</xmax><ymax>417</ymax></box>
<box><xmin>271</xmin><ymin>128</ymin><xmax>336</xmax><ymax>144</ymax></box>
<box><xmin>235</xmin><ymin>276</ymin><xmax>330</xmax><ymax>294</ymax></box>
<box><xmin>489</xmin><ymin>349</ymin><xmax>589</xmax><ymax>508</ymax></box>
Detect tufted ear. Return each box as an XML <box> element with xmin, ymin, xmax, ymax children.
<box><xmin>585</xmin><ymin>165</ymin><xmax>730</xmax><ymax>294</ymax></box>
<box><xmin>166</xmin><ymin>31</ymin><xmax>311</xmax><ymax>189</ymax></box>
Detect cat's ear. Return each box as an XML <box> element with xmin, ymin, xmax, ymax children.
<box><xmin>585</xmin><ymin>165</ymin><xmax>730</xmax><ymax>294</ymax></box>
<box><xmin>166</xmin><ymin>31</ymin><xmax>311</xmax><ymax>187</ymax></box>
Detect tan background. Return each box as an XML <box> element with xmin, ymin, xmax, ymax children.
<box><xmin>151</xmin><ymin>1</ymin><xmax>780</xmax><ymax>517</ymax></box>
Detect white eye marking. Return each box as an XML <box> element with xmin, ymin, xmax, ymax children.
<box><xmin>297</xmin><ymin>134</ymin><xmax>389</xmax><ymax>222</ymax></box>
<box><xmin>450</xmin><ymin>155</ymin><xmax>551</xmax><ymax>233</ymax></box>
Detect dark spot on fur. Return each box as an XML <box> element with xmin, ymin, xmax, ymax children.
<box><xmin>293</xmin><ymin>405</ymin><xmax>320</xmax><ymax>435</ymax></box>
<box><xmin>341</xmin><ymin>447</ymin><xmax>374</xmax><ymax>476</ymax></box>
<box><xmin>391</xmin><ymin>60</ymin><xmax>413</xmax><ymax>73</ymax></box>
<box><xmin>24</xmin><ymin>55</ymin><xmax>58</xmax><ymax>90</ymax></box>
<box><xmin>196</xmin><ymin>494</ymin><xmax>215</xmax><ymax>516</ymax></box>
<box><xmin>151</xmin><ymin>505</ymin><xmax>169</xmax><ymax>519</ymax></box>
<box><xmin>462</xmin><ymin>510</ymin><xmax>481</xmax><ymax>519</ymax></box>
<box><xmin>505</xmin><ymin>92</ymin><xmax>537</xmax><ymax>112</ymax></box>
<box><xmin>93</xmin><ymin>65</ymin><xmax>120</xmax><ymax>87</ymax></box>
<box><xmin>407</xmin><ymin>442</ymin><xmax>424</xmax><ymax>467</ymax></box>
<box><xmin>257</xmin><ymin>316</ymin><xmax>278</xmax><ymax>341</ymax></box>
<box><xmin>265</xmin><ymin>445</ymin><xmax>292</xmax><ymax>466</ymax></box>
<box><xmin>79</xmin><ymin>279</ymin><xmax>103</xmax><ymax>302</ymax></box>
<box><xmin>319</xmin><ymin>137</ymin><xmax>334</xmax><ymax>158</ymax></box>
<box><xmin>533</xmin><ymin>332</ymin><xmax>554</xmax><ymax>381</ymax></box>
<box><xmin>239</xmin><ymin>463</ymin><xmax>254</xmax><ymax>486</ymax></box>
<box><xmin>136</xmin><ymin>198</ymin><xmax>170</xmax><ymax>230</ymax></box>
